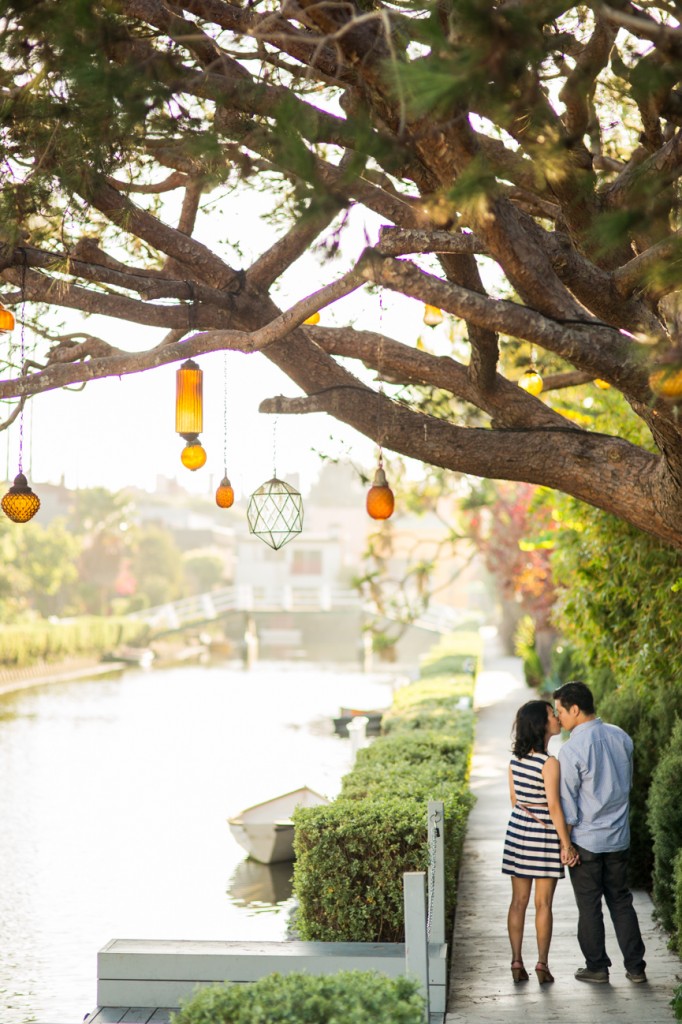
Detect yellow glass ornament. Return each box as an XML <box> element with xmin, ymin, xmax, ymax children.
<box><xmin>1</xmin><ymin>473</ymin><xmax>40</xmax><ymax>523</ymax></box>
<box><xmin>423</xmin><ymin>304</ymin><xmax>443</xmax><ymax>328</ymax></box>
<box><xmin>594</xmin><ymin>379</ymin><xmax>611</xmax><ymax>390</ymax></box>
<box><xmin>303</xmin><ymin>312</ymin><xmax>320</xmax><ymax>326</ymax></box>
<box><xmin>181</xmin><ymin>442</ymin><xmax>207</xmax><ymax>470</ymax></box>
<box><xmin>518</xmin><ymin>369</ymin><xmax>544</xmax><ymax>396</ymax></box>
<box><xmin>649</xmin><ymin>367</ymin><xmax>682</xmax><ymax>400</ymax></box>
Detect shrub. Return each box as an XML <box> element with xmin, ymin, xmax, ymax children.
<box><xmin>172</xmin><ymin>971</ymin><xmax>426</xmax><ymax>1024</ymax></box>
<box><xmin>599</xmin><ymin>682</ymin><xmax>682</xmax><ymax>888</ymax></box>
<box><xmin>0</xmin><ymin>617</ymin><xmax>149</xmax><ymax>666</ymax></box>
<box><xmin>293</xmin><ymin>793</ymin><xmax>471</xmax><ymax>942</ymax></box>
<box><xmin>292</xmin><ymin>631</ymin><xmax>477</xmax><ymax>945</ymax></box>
<box><xmin>648</xmin><ymin>718</ymin><xmax>682</xmax><ymax>932</ymax></box>
<box><xmin>675</xmin><ymin>849</ymin><xmax>682</xmax><ymax>958</ymax></box>
<box><xmin>514</xmin><ymin>616</ymin><xmax>543</xmax><ymax>688</ymax></box>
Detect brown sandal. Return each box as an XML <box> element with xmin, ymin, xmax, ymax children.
<box><xmin>511</xmin><ymin>960</ymin><xmax>529</xmax><ymax>983</ymax></box>
<box><xmin>535</xmin><ymin>962</ymin><xmax>554</xmax><ymax>984</ymax></box>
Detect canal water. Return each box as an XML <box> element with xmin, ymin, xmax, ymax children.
<box><xmin>0</xmin><ymin>661</ymin><xmax>398</xmax><ymax>1024</ymax></box>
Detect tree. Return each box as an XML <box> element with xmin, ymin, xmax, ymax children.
<box><xmin>2</xmin><ymin>1</ymin><xmax>682</xmax><ymax>546</ymax></box>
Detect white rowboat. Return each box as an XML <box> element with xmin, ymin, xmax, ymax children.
<box><xmin>228</xmin><ymin>786</ymin><xmax>329</xmax><ymax>864</ymax></box>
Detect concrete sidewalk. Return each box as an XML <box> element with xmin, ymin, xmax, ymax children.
<box><xmin>445</xmin><ymin>645</ymin><xmax>681</xmax><ymax>1024</ymax></box>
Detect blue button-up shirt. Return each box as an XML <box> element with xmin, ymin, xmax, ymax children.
<box><xmin>558</xmin><ymin>717</ymin><xmax>633</xmax><ymax>852</ymax></box>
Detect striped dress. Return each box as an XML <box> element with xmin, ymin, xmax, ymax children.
<box><xmin>501</xmin><ymin>751</ymin><xmax>564</xmax><ymax>878</ymax></box>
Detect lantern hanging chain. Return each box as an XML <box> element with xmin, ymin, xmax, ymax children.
<box><xmin>377</xmin><ymin>288</ymin><xmax>386</xmax><ymax>459</ymax></box>
<box><xmin>272</xmin><ymin>414</ymin><xmax>278</xmax><ymax>479</ymax></box>
<box><xmin>18</xmin><ymin>253</ymin><xmax>28</xmax><ymax>475</ymax></box>
<box><xmin>223</xmin><ymin>351</ymin><xmax>228</xmax><ymax>475</ymax></box>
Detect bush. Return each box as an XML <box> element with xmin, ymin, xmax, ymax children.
<box><xmin>172</xmin><ymin>971</ymin><xmax>426</xmax><ymax>1024</ymax></box>
<box><xmin>675</xmin><ymin>849</ymin><xmax>682</xmax><ymax>958</ymax></box>
<box><xmin>292</xmin><ymin>631</ymin><xmax>477</xmax><ymax>945</ymax></box>
<box><xmin>599</xmin><ymin>682</ymin><xmax>682</xmax><ymax>888</ymax></box>
<box><xmin>0</xmin><ymin>616</ymin><xmax>149</xmax><ymax>666</ymax></box>
<box><xmin>514</xmin><ymin>616</ymin><xmax>543</xmax><ymax>688</ymax></box>
<box><xmin>648</xmin><ymin>718</ymin><xmax>682</xmax><ymax>932</ymax></box>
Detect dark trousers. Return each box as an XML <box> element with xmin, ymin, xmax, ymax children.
<box><xmin>569</xmin><ymin>845</ymin><xmax>646</xmax><ymax>974</ymax></box>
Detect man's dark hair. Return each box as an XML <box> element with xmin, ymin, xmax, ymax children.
<box><xmin>552</xmin><ymin>680</ymin><xmax>595</xmax><ymax>715</ymax></box>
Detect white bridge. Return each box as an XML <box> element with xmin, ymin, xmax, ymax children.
<box><xmin>126</xmin><ymin>584</ymin><xmax>463</xmax><ymax>636</ymax></box>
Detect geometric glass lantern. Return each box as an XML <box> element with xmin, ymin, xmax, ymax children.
<box><xmin>1</xmin><ymin>472</ymin><xmax>40</xmax><ymax>523</ymax></box>
<box><xmin>247</xmin><ymin>477</ymin><xmax>303</xmax><ymax>550</ymax></box>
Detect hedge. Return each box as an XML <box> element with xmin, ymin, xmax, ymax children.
<box><xmin>0</xmin><ymin>617</ymin><xmax>150</xmax><ymax>666</ymax></box>
<box><xmin>172</xmin><ymin>971</ymin><xmax>426</xmax><ymax>1024</ymax></box>
<box><xmin>676</xmin><ymin>849</ymin><xmax>682</xmax><ymax>958</ymax></box>
<box><xmin>292</xmin><ymin>635</ymin><xmax>477</xmax><ymax>944</ymax></box>
<box><xmin>648</xmin><ymin>718</ymin><xmax>682</xmax><ymax>932</ymax></box>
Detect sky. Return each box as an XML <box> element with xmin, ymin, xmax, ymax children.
<box><xmin>2</xmin><ymin>190</ymin><xmax>454</xmax><ymax>501</ymax></box>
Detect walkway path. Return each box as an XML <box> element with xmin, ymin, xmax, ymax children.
<box><xmin>445</xmin><ymin>644</ymin><xmax>680</xmax><ymax>1024</ymax></box>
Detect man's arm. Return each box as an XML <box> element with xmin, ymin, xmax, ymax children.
<box><xmin>557</xmin><ymin>747</ymin><xmax>581</xmax><ymax>827</ymax></box>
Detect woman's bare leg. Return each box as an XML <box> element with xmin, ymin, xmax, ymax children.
<box><xmin>508</xmin><ymin>876</ymin><xmax>532</xmax><ymax>961</ymax></box>
<box><xmin>534</xmin><ymin>877</ymin><xmax>558</xmax><ymax>964</ymax></box>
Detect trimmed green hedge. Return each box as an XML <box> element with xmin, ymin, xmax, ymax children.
<box><xmin>293</xmin><ymin>635</ymin><xmax>477</xmax><ymax>944</ymax></box>
<box><xmin>675</xmin><ymin>849</ymin><xmax>682</xmax><ymax>958</ymax></box>
<box><xmin>0</xmin><ymin>617</ymin><xmax>150</xmax><ymax>666</ymax></box>
<box><xmin>172</xmin><ymin>971</ymin><xmax>426</xmax><ymax>1024</ymax></box>
<box><xmin>648</xmin><ymin>718</ymin><xmax>682</xmax><ymax>933</ymax></box>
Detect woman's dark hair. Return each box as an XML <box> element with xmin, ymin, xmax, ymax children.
<box><xmin>552</xmin><ymin>680</ymin><xmax>595</xmax><ymax>715</ymax></box>
<box><xmin>512</xmin><ymin>700</ymin><xmax>552</xmax><ymax>759</ymax></box>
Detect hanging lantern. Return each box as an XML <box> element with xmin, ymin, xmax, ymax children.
<box><xmin>649</xmin><ymin>359</ymin><xmax>682</xmax><ymax>400</ymax></box>
<box><xmin>0</xmin><ymin>303</ymin><xmax>15</xmax><ymax>332</ymax></box>
<box><xmin>518</xmin><ymin>368</ymin><xmax>544</xmax><ymax>396</ymax></box>
<box><xmin>303</xmin><ymin>312</ymin><xmax>320</xmax><ymax>326</ymax></box>
<box><xmin>423</xmin><ymin>304</ymin><xmax>443</xmax><ymax>328</ymax></box>
<box><xmin>366</xmin><ymin>460</ymin><xmax>394</xmax><ymax>520</ymax></box>
<box><xmin>176</xmin><ymin>358</ymin><xmax>206</xmax><ymax>468</ymax></box>
<box><xmin>216</xmin><ymin>475</ymin><xmax>234</xmax><ymax>509</ymax></box>
<box><xmin>247</xmin><ymin>477</ymin><xmax>303</xmax><ymax>550</ymax></box>
<box><xmin>180</xmin><ymin>441</ymin><xmax>207</xmax><ymax>471</ymax></box>
<box><xmin>594</xmin><ymin>378</ymin><xmax>611</xmax><ymax>390</ymax></box>
<box><xmin>1</xmin><ymin>472</ymin><xmax>40</xmax><ymax>523</ymax></box>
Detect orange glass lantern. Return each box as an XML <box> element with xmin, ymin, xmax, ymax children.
<box><xmin>303</xmin><ymin>312</ymin><xmax>320</xmax><ymax>326</ymax></box>
<box><xmin>1</xmin><ymin>473</ymin><xmax>40</xmax><ymax>523</ymax></box>
<box><xmin>176</xmin><ymin>358</ymin><xmax>206</xmax><ymax>468</ymax></box>
<box><xmin>423</xmin><ymin>304</ymin><xmax>443</xmax><ymax>328</ymax></box>
<box><xmin>180</xmin><ymin>442</ymin><xmax>207</xmax><ymax>471</ymax></box>
<box><xmin>216</xmin><ymin>475</ymin><xmax>234</xmax><ymax>508</ymax></box>
<box><xmin>0</xmin><ymin>303</ymin><xmax>15</xmax><ymax>332</ymax></box>
<box><xmin>176</xmin><ymin>359</ymin><xmax>203</xmax><ymax>436</ymax></box>
<box><xmin>649</xmin><ymin>365</ymin><xmax>682</xmax><ymax>400</ymax></box>
<box><xmin>366</xmin><ymin>462</ymin><xmax>394</xmax><ymax>520</ymax></box>
<box><xmin>518</xmin><ymin>368</ymin><xmax>544</xmax><ymax>396</ymax></box>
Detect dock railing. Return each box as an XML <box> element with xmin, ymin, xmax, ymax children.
<box><xmin>94</xmin><ymin>801</ymin><xmax>447</xmax><ymax>1024</ymax></box>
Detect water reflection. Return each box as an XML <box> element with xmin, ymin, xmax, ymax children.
<box><xmin>227</xmin><ymin>859</ymin><xmax>294</xmax><ymax>908</ymax></box>
<box><xmin>0</xmin><ymin>662</ymin><xmax>396</xmax><ymax>1024</ymax></box>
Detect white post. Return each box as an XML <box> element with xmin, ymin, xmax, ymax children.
<box><xmin>403</xmin><ymin>872</ymin><xmax>430</xmax><ymax>1022</ymax></box>
<box><xmin>346</xmin><ymin>716</ymin><xmax>369</xmax><ymax>762</ymax></box>
<box><xmin>428</xmin><ymin>800</ymin><xmax>445</xmax><ymax>946</ymax></box>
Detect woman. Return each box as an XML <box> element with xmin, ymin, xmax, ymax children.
<box><xmin>502</xmin><ymin>699</ymin><xmax>578</xmax><ymax>984</ymax></box>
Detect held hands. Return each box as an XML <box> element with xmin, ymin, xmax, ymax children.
<box><xmin>561</xmin><ymin>844</ymin><xmax>580</xmax><ymax>867</ymax></box>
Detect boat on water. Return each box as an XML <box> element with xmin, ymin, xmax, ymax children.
<box><xmin>102</xmin><ymin>646</ymin><xmax>155</xmax><ymax>668</ymax></box>
<box><xmin>228</xmin><ymin>786</ymin><xmax>329</xmax><ymax>864</ymax></box>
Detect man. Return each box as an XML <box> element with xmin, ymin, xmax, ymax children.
<box><xmin>552</xmin><ymin>680</ymin><xmax>647</xmax><ymax>985</ymax></box>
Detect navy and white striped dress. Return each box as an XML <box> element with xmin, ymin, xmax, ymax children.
<box><xmin>502</xmin><ymin>752</ymin><xmax>564</xmax><ymax>878</ymax></box>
